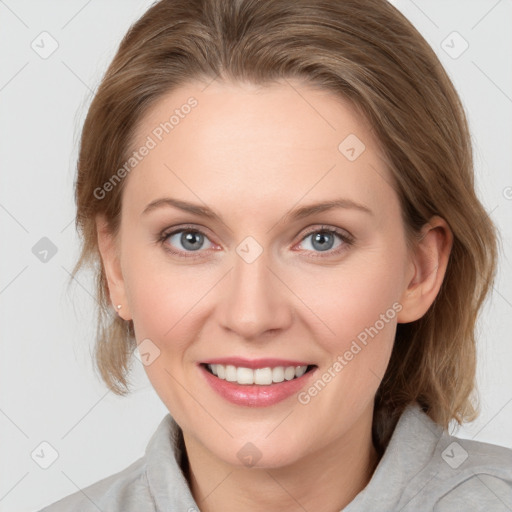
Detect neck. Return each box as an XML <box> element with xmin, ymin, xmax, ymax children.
<box><xmin>181</xmin><ymin>406</ymin><xmax>380</xmax><ymax>512</ymax></box>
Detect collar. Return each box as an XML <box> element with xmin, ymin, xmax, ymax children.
<box><xmin>145</xmin><ymin>413</ymin><xmax>198</xmax><ymax>511</ymax></box>
<box><xmin>145</xmin><ymin>403</ymin><xmax>442</xmax><ymax>511</ymax></box>
<box><xmin>344</xmin><ymin>403</ymin><xmax>443</xmax><ymax>510</ymax></box>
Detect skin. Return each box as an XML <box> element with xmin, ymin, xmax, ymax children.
<box><xmin>97</xmin><ymin>79</ymin><xmax>453</xmax><ymax>512</ymax></box>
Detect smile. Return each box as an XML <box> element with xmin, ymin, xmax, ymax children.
<box><xmin>199</xmin><ymin>359</ymin><xmax>318</xmax><ymax>407</ymax></box>
<box><xmin>205</xmin><ymin>363</ymin><xmax>314</xmax><ymax>385</ymax></box>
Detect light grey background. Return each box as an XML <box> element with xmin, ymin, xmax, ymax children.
<box><xmin>0</xmin><ymin>1</ymin><xmax>511</xmax><ymax>511</ymax></box>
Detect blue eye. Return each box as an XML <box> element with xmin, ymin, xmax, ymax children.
<box><xmin>158</xmin><ymin>224</ymin><xmax>354</xmax><ymax>259</ymax></box>
<box><xmin>161</xmin><ymin>228</ymin><xmax>214</xmax><ymax>256</ymax></box>
<box><xmin>300</xmin><ymin>229</ymin><xmax>342</xmax><ymax>252</ymax></box>
<box><xmin>296</xmin><ymin>227</ymin><xmax>353</xmax><ymax>256</ymax></box>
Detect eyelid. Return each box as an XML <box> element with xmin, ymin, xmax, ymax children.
<box><xmin>297</xmin><ymin>225</ymin><xmax>354</xmax><ymax>245</ymax></box>
<box><xmin>158</xmin><ymin>223</ymin><xmax>354</xmax><ymax>258</ymax></box>
<box><xmin>158</xmin><ymin>224</ymin><xmax>219</xmax><ymax>257</ymax></box>
<box><xmin>159</xmin><ymin>223</ymin><xmax>215</xmax><ymax>241</ymax></box>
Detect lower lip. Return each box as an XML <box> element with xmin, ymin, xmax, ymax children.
<box><xmin>199</xmin><ymin>364</ymin><xmax>317</xmax><ymax>407</ymax></box>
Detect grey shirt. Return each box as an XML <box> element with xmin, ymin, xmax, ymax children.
<box><xmin>38</xmin><ymin>403</ymin><xmax>512</xmax><ymax>511</ymax></box>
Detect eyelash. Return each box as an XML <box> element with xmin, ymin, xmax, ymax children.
<box><xmin>157</xmin><ymin>224</ymin><xmax>355</xmax><ymax>259</ymax></box>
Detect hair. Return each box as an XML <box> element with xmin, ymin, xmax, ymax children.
<box><xmin>71</xmin><ymin>0</ymin><xmax>498</xmax><ymax>452</ymax></box>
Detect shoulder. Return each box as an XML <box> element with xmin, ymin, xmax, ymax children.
<box><xmin>430</xmin><ymin>435</ymin><xmax>512</xmax><ymax>511</ymax></box>
<box><xmin>37</xmin><ymin>457</ymin><xmax>153</xmax><ymax>512</ymax></box>
<box><xmin>37</xmin><ymin>413</ymin><xmax>187</xmax><ymax>512</ymax></box>
<box><xmin>381</xmin><ymin>404</ymin><xmax>512</xmax><ymax>511</ymax></box>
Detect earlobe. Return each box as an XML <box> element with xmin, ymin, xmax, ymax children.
<box><xmin>397</xmin><ymin>216</ymin><xmax>453</xmax><ymax>324</ymax></box>
<box><xmin>96</xmin><ymin>214</ymin><xmax>132</xmax><ymax>320</ymax></box>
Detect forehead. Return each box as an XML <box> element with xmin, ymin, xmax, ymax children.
<box><xmin>124</xmin><ymin>79</ymin><xmax>396</xmax><ymax>219</ymax></box>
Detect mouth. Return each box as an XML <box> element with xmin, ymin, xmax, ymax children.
<box><xmin>198</xmin><ymin>359</ymin><xmax>319</xmax><ymax>407</ymax></box>
<box><xmin>201</xmin><ymin>363</ymin><xmax>317</xmax><ymax>386</ymax></box>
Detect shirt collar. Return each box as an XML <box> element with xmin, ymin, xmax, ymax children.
<box><xmin>145</xmin><ymin>403</ymin><xmax>442</xmax><ymax>511</ymax></box>
<box><xmin>145</xmin><ymin>413</ymin><xmax>198</xmax><ymax>511</ymax></box>
<box><xmin>344</xmin><ymin>403</ymin><xmax>443</xmax><ymax>510</ymax></box>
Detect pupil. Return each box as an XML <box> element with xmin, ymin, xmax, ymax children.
<box><xmin>313</xmin><ymin>232</ymin><xmax>333</xmax><ymax>251</ymax></box>
<box><xmin>182</xmin><ymin>231</ymin><xmax>203</xmax><ymax>251</ymax></box>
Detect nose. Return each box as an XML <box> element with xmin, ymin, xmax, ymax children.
<box><xmin>217</xmin><ymin>247</ymin><xmax>293</xmax><ymax>340</ymax></box>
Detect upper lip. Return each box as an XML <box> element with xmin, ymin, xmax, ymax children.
<box><xmin>200</xmin><ymin>357</ymin><xmax>314</xmax><ymax>369</ymax></box>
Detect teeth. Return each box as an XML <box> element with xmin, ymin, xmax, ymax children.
<box><xmin>284</xmin><ymin>366</ymin><xmax>295</xmax><ymax>380</ymax></box>
<box><xmin>272</xmin><ymin>366</ymin><xmax>284</xmax><ymax>382</ymax></box>
<box><xmin>237</xmin><ymin>367</ymin><xmax>254</xmax><ymax>384</ymax></box>
<box><xmin>225</xmin><ymin>365</ymin><xmax>237</xmax><ymax>382</ymax></box>
<box><xmin>254</xmin><ymin>367</ymin><xmax>272</xmax><ymax>385</ymax></box>
<box><xmin>206</xmin><ymin>364</ymin><xmax>309</xmax><ymax>385</ymax></box>
<box><xmin>295</xmin><ymin>365</ymin><xmax>307</xmax><ymax>378</ymax></box>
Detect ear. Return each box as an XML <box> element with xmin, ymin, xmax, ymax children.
<box><xmin>96</xmin><ymin>214</ymin><xmax>132</xmax><ymax>321</ymax></box>
<box><xmin>397</xmin><ymin>216</ymin><xmax>453</xmax><ymax>323</ymax></box>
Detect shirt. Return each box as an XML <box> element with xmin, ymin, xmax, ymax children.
<box><xmin>38</xmin><ymin>403</ymin><xmax>512</xmax><ymax>511</ymax></box>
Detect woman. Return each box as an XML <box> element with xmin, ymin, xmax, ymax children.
<box><xmin>39</xmin><ymin>0</ymin><xmax>512</xmax><ymax>510</ymax></box>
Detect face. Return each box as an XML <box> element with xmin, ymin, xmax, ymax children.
<box><xmin>102</xmin><ymin>79</ymin><xmax>419</xmax><ymax>468</ymax></box>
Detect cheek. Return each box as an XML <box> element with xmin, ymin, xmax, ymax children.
<box><xmin>293</xmin><ymin>253</ymin><xmax>404</xmax><ymax>424</ymax></box>
<box><xmin>122</xmin><ymin>239</ymin><xmax>218</xmax><ymax>349</ymax></box>
<box><xmin>291</xmin><ymin>244</ymin><xmax>407</xmax><ymax>354</ymax></box>
<box><xmin>121</xmin><ymin>239</ymin><xmax>186</xmax><ymax>340</ymax></box>
<box><xmin>121</xmin><ymin>246</ymin><xmax>203</xmax><ymax>407</ymax></box>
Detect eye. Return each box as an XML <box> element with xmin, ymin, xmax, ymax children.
<box><xmin>158</xmin><ymin>224</ymin><xmax>354</xmax><ymax>259</ymax></box>
<box><xmin>296</xmin><ymin>226</ymin><xmax>354</xmax><ymax>256</ymax></box>
<box><xmin>159</xmin><ymin>226</ymin><xmax>215</xmax><ymax>257</ymax></box>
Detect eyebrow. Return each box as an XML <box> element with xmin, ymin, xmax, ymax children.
<box><xmin>141</xmin><ymin>197</ymin><xmax>373</xmax><ymax>221</ymax></box>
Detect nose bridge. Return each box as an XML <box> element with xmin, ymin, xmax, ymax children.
<box><xmin>218</xmin><ymin>238</ymin><xmax>292</xmax><ymax>339</ymax></box>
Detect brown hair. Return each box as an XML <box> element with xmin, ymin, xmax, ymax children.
<box><xmin>71</xmin><ymin>0</ymin><xmax>498</xmax><ymax>451</ymax></box>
